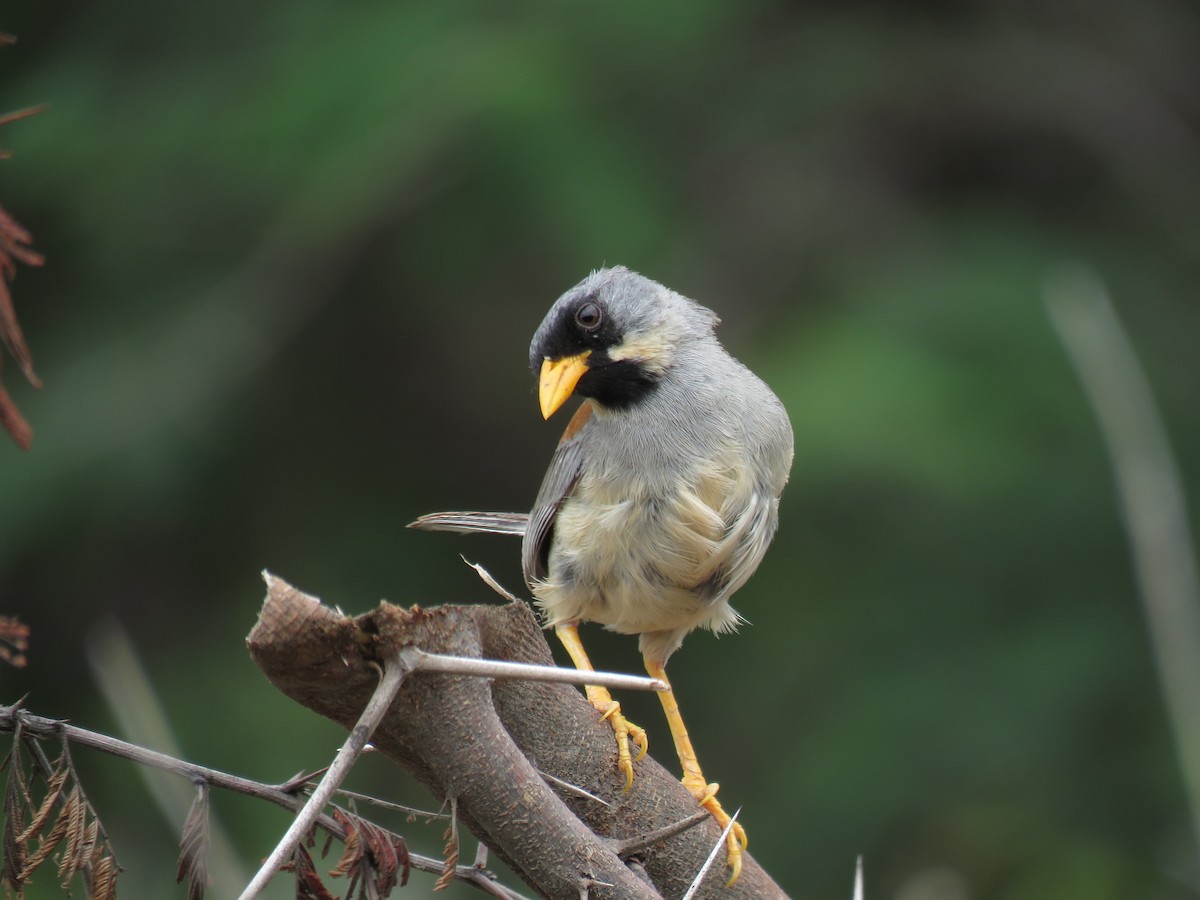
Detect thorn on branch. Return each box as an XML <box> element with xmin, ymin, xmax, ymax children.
<box><xmin>608</xmin><ymin>809</ymin><xmax>712</xmax><ymax>857</ymax></box>
<box><xmin>682</xmin><ymin>807</ymin><xmax>741</xmax><ymax>900</ymax></box>
<box><xmin>537</xmin><ymin>769</ymin><xmax>612</xmax><ymax>808</ymax></box>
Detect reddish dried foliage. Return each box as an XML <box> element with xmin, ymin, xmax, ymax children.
<box><xmin>1</xmin><ymin>738</ymin><xmax>119</xmax><ymax>899</ymax></box>
<box><xmin>329</xmin><ymin>808</ymin><xmax>411</xmax><ymax>897</ymax></box>
<box><xmin>0</xmin><ymin>616</ymin><xmax>29</xmax><ymax>668</ymax></box>
<box><xmin>0</xmin><ymin>34</ymin><xmax>45</xmax><ymax>451</ymax></box>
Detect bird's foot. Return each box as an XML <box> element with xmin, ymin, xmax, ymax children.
<box><xmin>585</xmin><ymin>687</ymin><xmax>648</xmax><ymax>791</ymax></box>
<box><xmin>682</xmin><ymin>775</ymin><xmax>747</xmax><ymax>886</ymax></box>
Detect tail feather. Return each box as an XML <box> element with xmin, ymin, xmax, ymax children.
<box><xmin>407</xmin><ymin>511</ymin><xmax>529</xmax><ymax>536</ymax></box>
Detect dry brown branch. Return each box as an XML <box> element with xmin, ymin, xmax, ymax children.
<box><xmin>247</xmin><ymin>575</ymin><xmax>789</xmax><ymax>899</ymax></box>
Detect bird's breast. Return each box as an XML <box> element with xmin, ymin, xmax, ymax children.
<box><xmin>532</xmin><ymin>455</ymin><xmax>754</xmax><ymax>637</ymax></box>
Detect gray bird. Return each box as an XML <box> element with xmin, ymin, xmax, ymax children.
<box><xmin>411</xmin><ymin>266</ymin><xmax>793</xmax><ymax>883</ymax></box>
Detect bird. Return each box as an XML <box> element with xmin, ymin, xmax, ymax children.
<box><xmin>410</xmin><ymin>266</ymin><xmax>793</xmax><ymax>883</ymax></box>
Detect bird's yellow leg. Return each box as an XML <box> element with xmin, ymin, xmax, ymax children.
<box><xmin>644</xmin><ymin>657</ymin><xmax>747</xmax><ymax>885</ymax></box>
<box><xmin>554</xmin><ymin>623</ymin><xmax>648</xmax><ymax>791</ymax></box>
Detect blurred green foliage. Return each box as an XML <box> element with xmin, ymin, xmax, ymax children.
<box><xmin>2</xmin><ymin>1</ymin><xmax>1199</xmax><ymax>897</ymax></box>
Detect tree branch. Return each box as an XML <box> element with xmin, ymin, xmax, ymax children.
<box><xmin>0</xmin><ymin>703</ymin><xmax>526</xmax><ymax>897</ymax></box>
<box><xmin>240</xmin><ymin>653</ymin><xmax>411</xmax><ymax>899</ymax></box>
<box><xmin>247</xmin><ymin>573</ymin><xmax>789</xmax><ymax>899</ymax></box>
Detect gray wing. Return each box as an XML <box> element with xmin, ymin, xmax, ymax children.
<box><xmin>714</xmin><ymin>493</ymin><xmax>780</xmax><ymax>601</ymax></box>
<box><xmin>521</xmin><ymin>402</ymin><xmax>594</xmax><ymax>586</ymax></box>
<box><xmin>407</xmin><ymin>512</ymin><xmax>529</xmax><ymax>536</ymax></box>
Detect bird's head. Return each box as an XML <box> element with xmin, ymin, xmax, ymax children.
<box><xmin>528</xmin><ymin>267</ymin><xmax>720</xmax><ymax>419</ymax></box>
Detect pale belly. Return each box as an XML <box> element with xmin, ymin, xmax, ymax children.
<box><xmin>532</xmin><ymin>467</ymin><xmax>746</xmax><ymax>639</ymax></box>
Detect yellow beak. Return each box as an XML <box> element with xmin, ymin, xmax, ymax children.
<box><xmin>538</xmin><ymin>352</ymin><xmax>591</xmax><ymax>419</ymax></box>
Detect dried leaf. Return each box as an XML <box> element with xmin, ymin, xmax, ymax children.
<box><xmin>66</xmin><ymin>816</ymin><xmax>100</xmax><ymax>888</ymax></box>
<box><xmin>435</xmin><ymin>800</ymin><xmax>459</xmax><ymax>893</ymax></box>
<box><xmin>18</xmin><ymin>761</ymin><xmax>68</xmax><ymax>841</ymax></box>
<box><xmin>0</xmin><ymin>254</ymin><xmax>40</xmax><ymax>385</ymax></box>
<box><xmin>16</xmin><ymin>757</ymin><xmax>71</xmax><ymax>880</ymax></box>
<box><xmin>56</xmin><ymin>784</ymin><xmax>90</xmax><ymax>883</ymax></box>
<box><xmin>0</xmin><ymin>56</ymin><xmax>46</xmax><ymax>450</ymax></box>
<box><xmin>88</xmin><ymin>847</ymin><xmax>119</xmax><ymax>900</ymax></box>
<box><xmin>293</xmin><ymin>844</ymin><xmax>338</xmax><ymax>900</ymax></box>
<box><xmin>0</xmin><ymin>378</ymin><xmax>32</xmax><ymax>450</ymax></box>
<box><xmin>0</xmin><ymin>207</ymin><xmax>41</xmax><ymax>267</ymax></box>
<box><xmin>0</xmin><ymin>616</ymin><xmax>29</xmax><ymax>667</ymax></box>
<box><xmin>0</xmin><ymin>104</ymin><xmax>48</xmax><ymax>130</ymax></box>
<box><xmin>176</xmin><ymin>783</ymin><xmax>211</xmax><ymax>900</ymax></box>
<box><xmin>395</xmin><ymin>834</ymin><xmax>410</xmax><ymax>890</ymax></box>
<box><xmin>20</xmin><ymin>801</ymin><xmax>68</xmax><ymax>878</ymax></box>
<box><xmin>357</xmin><ymin>815</ymin><xmax>408</xmax><ymax>893</ymax></box>
<box><xmin>2</xmin><ymin>740</ymin><xmax>28</xmax><ymax>892</ymax></box>
<box><xmin>327</xmin><ymin>809</ymin><xmax>362</xmax><ymax>879</ymax></box>
<box><xmin>328</xmin><ymin>808</ymin><xmax>409</xmax><ymax>898</ymax></box>
<box><xmin>0</xmin><ymin>729</ymin><xmax>119</xmax><ymax>897</ymax></box>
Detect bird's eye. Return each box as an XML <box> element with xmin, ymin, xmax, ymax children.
<box><xmin>575</xmin><ymin>301</ymin><xmax>603</xmax><ymax>331</ymax></box>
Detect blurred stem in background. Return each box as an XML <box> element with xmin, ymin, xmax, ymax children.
<box><xmin>1048</xmin><ymin>266</ymin><xmax>1200</xmax><ymax>869</ymax></box>
<box><xmin>87</xmin><ymin>620</ymin><xmax>248</xmax><ymax>896</ymax></box>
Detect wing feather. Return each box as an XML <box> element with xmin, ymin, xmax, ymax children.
<box><xmin>407</xmin><ymin>512</ymin><xmax>529</xmax><ymax>535</ymax></box>
<box><xmin>522</xmin><ymin>402</ymin><xmax>594</xmax><ymax>585</ymax></box>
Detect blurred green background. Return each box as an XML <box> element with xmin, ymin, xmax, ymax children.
<box><xmin>3</xmin><ymin>2</ymin><xmax>1200</xmax><ymax>898</ymax></box>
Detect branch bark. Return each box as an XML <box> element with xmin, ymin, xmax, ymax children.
<box><xmin>247</xmin><ymin>574</ymin><xmax>790</xmax><ymax>900</ymax></box>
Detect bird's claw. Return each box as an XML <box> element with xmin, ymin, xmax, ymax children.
<box><xmin>682</xmin><ymin>777</ymin><xmax>747</xmax><ymax>885</ymax></box>
<box><xmin>591</xmin><ymin>697</ymin><xmax>647</xmax><ymax>791</ymax></box>
<box><xmin>719</xmin><ymin>818</ymin><xmax>747</xmax><ymax>886</ymax></box>
<box><xmin>632</xmin><ymin>724</ymin><xmax>649</xmax><ymax>760</ymax></box>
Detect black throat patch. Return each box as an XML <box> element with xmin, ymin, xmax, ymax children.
<box><xmin>575</xmin><ymin>352</ymin><xmax>662</xmax><ymax>410</ymax></box>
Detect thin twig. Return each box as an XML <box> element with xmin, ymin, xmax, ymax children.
<box><xmin>238</xmin><ymin>654</ymin><xmax>410</xmax><ymax>899</ymax></box>
<box><xmin>1047</xmin><ymin>266</ymin><xmax>1200</xmax><ymax>863</ymax></box>
<box><xmin>464</xmin><ymin>870</ymin><xmax>530</xmax><ymax>900</ymax></box>
<box><xmin>853</xmin><ymin>855</ymin><xmax>864</xmax><ymax>900</ymax></box>
<box><xmin>609</xmin><ymin>810</ymin><xmax>711</xmax><ymax>856</ymax></box>
<box><xmin>336</xmin><ymin>788</ymin><xmax>452</xmax><ymax>820</ymax></box>
<box><xmin>0</xmin><ymin>703</ymin><xmax>530</xmax><ymax>897</ymax></box>
<box><xmin>397</xmin><ymin>645</ymin><xmax>667</xmax><ymax>693</ymax></box>
<box><xmin>681</xmin><ymin>808</ymin><xmax>740</xmax><ymax>900</ymax></box>
<box><xmin>2</xmin><ymin>705</ymin><xmax>290</xmax><ymax>809</ymax></box>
